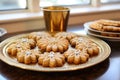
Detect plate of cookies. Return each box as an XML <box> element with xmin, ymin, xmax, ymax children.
<box><xmin>84</xmin><ymin>19</ymin><xmax>120</xmax><ymax>41</ymax></box>
<box><xmin>0</xmin><ymin>32</ymin><xmax>111</xmax><ymax>72</ymax></box>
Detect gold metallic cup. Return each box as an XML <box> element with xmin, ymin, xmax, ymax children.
<box><xmin>42</xmin><ymin>6</ymin><xmax>70</xmax><ymax>32</ymax></box>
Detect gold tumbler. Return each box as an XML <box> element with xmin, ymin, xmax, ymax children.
<box><xmin>43</xmin><ymin>6</ymin><xmax>70</xmax><ymax>33</ymax></box>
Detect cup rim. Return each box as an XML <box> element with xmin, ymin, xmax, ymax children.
<box><xmin>41</xmin><ymin>6</ymin><xmax>70</xmax><ymax>11</ymax></box>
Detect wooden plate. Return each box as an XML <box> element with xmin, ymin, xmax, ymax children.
<box><xmin>0</xmin><ymin>34</ymin><xmax>111</xmax><ymax>72</ymax></box>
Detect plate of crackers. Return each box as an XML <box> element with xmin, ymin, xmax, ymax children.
<box><xmin>0</xmin><ymin>32</ymin><xmax>111</xmax><ymax>72</ymax></box>
<box><xmin>84</xmin><ymin>19</ymin><xmax>120</xmax><ymax>41</ymax></box>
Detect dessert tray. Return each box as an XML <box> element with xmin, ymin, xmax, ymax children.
<box><xmin>0</xmin><ymin>32</ymin><xmax>111</xmax><ymax>72</ymax></box>
<box><xmin>84</xmin><ymin>21</ymin><xmax>120</xmax><ymax>41</ymax></box>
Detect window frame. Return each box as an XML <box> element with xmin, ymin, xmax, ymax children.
<box><xmin>39</xmin><ymin>0</ymin><xmax>91</xmax><ymax>7</ymax></box>
<box><xmin>0</xmin><ymin>0</ymin><xmax>40</xmax><ymax>14</ymax></box>
<box><xmin>101</xmin><ymin>0</ymin><xmax>120</xmax><ymax>4</ymax></box>
<box><xmin>0</xmin><ymin>0</ymin><xmax>120</xmax><ymax>14</ymax></box>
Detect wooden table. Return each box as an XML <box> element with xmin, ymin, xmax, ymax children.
<box><xmin>0</xmin><ymin>26</ymin><xmax>120</xmax><ymax>80</ymax></box>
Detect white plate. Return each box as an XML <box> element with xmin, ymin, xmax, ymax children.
<box><xmin>86</xmin><ymin>29</ymin><xmax>120</xmax><ymax>41</ymax></box>
<box><xmin>84</xmin><ymin>22</ymin><xmax>120</xmax><ymax>41</ymax></box>
<box><xmin>84</xmin><ymin>22</ymin><xmax>120</xmax><ymax>35</ymax></box>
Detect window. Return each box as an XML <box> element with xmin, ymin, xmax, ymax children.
<box><xmin>0</xmin><ymin>0</ymin><xmax>27</xmax><ymax>11</ymax></box>
<box><xmin>0</xmin><ymin>0</ymin><xmax>120</xmax><ymax>12</ymax></box>
<box><xmin>0</xmin><ymin>0</ymin><xmax>120</xmax><ymax>33</ymax></box>
<box><xmin>101</xmin><ymin>0</ymin><xmax>120</xmax><ymax>3</ymax></box>
<box><xmin>40</xmin><ymin>0</ymin><xmax>90</xmax><ymax>7</ymax></box>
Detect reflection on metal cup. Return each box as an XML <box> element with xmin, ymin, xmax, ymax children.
<box><xmin>43</xmin><ymin>6</ymin><xmax>70</xmax><ymax>33</ymax></box>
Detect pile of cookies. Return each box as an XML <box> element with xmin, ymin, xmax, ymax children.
<box><xmin>89</xmin><ymin>19</ymin><xmax>120</xmax><ymax>37</ymax></box>
<box><xmin>7</xmin><ymin>32</ymin><xmax>99</xmax><ymax>67</ymax></box>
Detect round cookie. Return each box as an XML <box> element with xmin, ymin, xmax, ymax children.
<box><xmin>37</xmin><ymin>37</ymin><xmax>69</xmax><ymax>52</ymax></box>
<box><xmin>28</xmin><ymin>32</ymin><xmax>51</xmax><ymax>41</ymax></box>
<box><xmin>76</xmin><ymin>42</ymin><xmax>99</xmax><ymax>56</ymax></box>
<box><xmin>70</xmin><ymin>37</ymin><xmax>93</xmax><ymax>47</ymax></box>
<box><xmin>7</xmin><ymin>43</ymin><xmax>30</xmax><ymax>56</ymax></box>
<box><xmin>15</xmin><ymin>38</ymin><xmax>36</xmax><ymax>49</ymax></box>
<box><xmin>55</xmin><ymin>32</ymin><xmax>78</xmax><ymax>41</ymax></box>
<box><xmin>17</xmin><ymin>49</ymin><xmax>40</xmax><ymax>64</ymax></box>
<box><xmin>38</xmin><ymin>52</ymin><xmax>65</xmax><ymax>67</ymax></box>
<box><xmin>70</xmin><ymin>37</ymin><xmax>99</xmax><ymax>56</ymax></box>
<box><xmin>64</xmin><ymin>49</ymin><xmax>89</xmax><ymax>64</ymax></box>
<box><xmin>86</xmin><ymin>43</ymin><xmax>99</xmax><ymax>56</ymax></box>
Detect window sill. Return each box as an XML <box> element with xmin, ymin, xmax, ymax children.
<box><xmin>0</xmin><ymin>4</ymin><xmax>120</xmax><ymax>33</ymax></box>
<box><xmin>0</xmin><ymin>4</ymin><xmax>120</xmax><ymax>23</ymax></box>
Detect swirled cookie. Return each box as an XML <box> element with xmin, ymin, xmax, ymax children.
<box><xmin>70</xmin><ymin>37</ymin><xmax>99</xmax><ymax>56</ymax></box>
<box><xmin>38</xmin><ymin>52</ymin><xmax>65</xmax><ymax>67</ymax></box>
<box><xmin>76</xmin><ymin>42</ymin><xmax>99</xmax><ymax>56</ymax></box>
<box><xmin>64</xmin><ymin>49</ymin><xmax>89</xmax><ymax>64</ymax></box>
<box><xmin>55</xmin><ymin>32</ymin><xmax>78</xmax><ymax>41</ymax></box>
<box><xmin>7</xmin><ymin>43</ymin><xmax>30</xmax><ymax>56</ymax></box>
<box><xmin>15</xmin><ymin>38</ymin><xmax>36</xmax><ymax>49</ymax></box>
<box><xmin>70</xmin><ymin>37</ymin><xmax>93</xmax><ymax>47</ymax></box>
<box><xmin>17</xmin><ymin>49</ymin><xmax>40</xmax><ymax>64</ymax></box>
<box><xmin>37</xmin><ymin>37</ymin><xmax>69</xmax><ymax>52</ymax></box>
<box><xmin>28</xmin><ymin>32</ymin><xmax>51</xmax><ymax>41</ymax></box>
